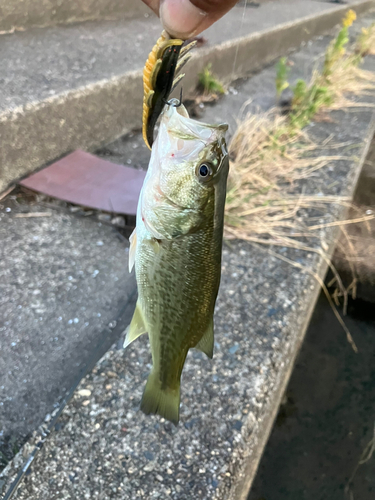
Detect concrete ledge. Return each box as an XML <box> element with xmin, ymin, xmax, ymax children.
<box><xmin>1</xmin><ymin>0</ymin><xmax>374</xmax><ymax>194</ymax></box>
<box><xmin>229</xmin><ymin>129</ymin><xmax>375</xmax><ymax>500</ymax></box>
<box><xmin>0</xmin><ymin>0</ymin><xmax>149</xmax><ymax>33</ymax></box>
<box><xmin>181</xmin><ymin>0</ymin><xmax>375</xmax><ymax>90</ymax></box>
<box><xmin>0</xmin><ymin>71</ymin><xmax>142</xmax><ymax>195</ymax></box>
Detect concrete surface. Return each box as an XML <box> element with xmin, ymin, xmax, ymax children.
<box><xmin>0</xmin><ymin>0</ymin><xmax>149</xmax><ymax>33</ymax></box>
<box><xmin>1</xmin><ymin>0</ymin><xmax>374</xmax><ymax>193</ymax></box>
<box><xmin>0</xmin><ymin>195</ymin><xmax>136</xmax><ymax>460</ymax></box>
<box><xmin>1</xmin><ymin>14</ymin><xmax>375</xmax><ymax>498</ymax></box>
<box><xmin>248</xmin><ymin>291</ymin><xmax>375</xmax><ymax>500</ymax></box>
<box><xmin>1</xmin><ymin>0</ymin><xmax>358</xmax><ymax>112</ymax></box>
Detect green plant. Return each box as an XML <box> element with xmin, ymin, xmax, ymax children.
<box><xmin>275</xmin><ymin>9</ymin><xmax>365</xmax><ymax>132</ymax></box>
<box><xmin>10</xmin><ymin>435</ymin><xmax>19</xmax><ymax>456</ymax></box>
<box><xmin>290</xmin><ymin>79</ymin><xmax>332</xmax><ymax>130</ymax></box>
<box><xmin>323</xmin><ymin>9</ymin><xmax>356</xmax><ymax>78</ymax></box>
<box><xmin>275</xmin><ymin>57</ymin><xmax>290</xmax><ymax>98</ymax></box>
<box><xmin>198</xmin><ymin>64</ymin><xmax>225</xmax><ymax>95</ymax></box>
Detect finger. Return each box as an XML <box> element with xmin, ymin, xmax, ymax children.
<box><xmin>160</xmin><ymin>0</ymin><xmax>238</xmax><ymax>39</ymax></box>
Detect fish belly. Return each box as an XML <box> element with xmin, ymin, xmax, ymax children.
<box><xmin>136</xmin><ymin>222</ymin><xmax>220</xmax><ymax>422</ymax></box>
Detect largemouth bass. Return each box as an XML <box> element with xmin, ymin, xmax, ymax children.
<box><xmin>126</xmin><ymin>100</ymin><xmax>229</xmax><ymax>424</ymax></box>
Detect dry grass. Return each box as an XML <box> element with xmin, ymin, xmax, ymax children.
<box><xmin>328</xmin><ymin>60</ymin><xmax>375</xmax><ymax>110</ymax></box>
<box><xmin>223</xmin><ymin>22</ymin><xmax>375</xmax><ymax>350</ymax></box>
<box><xmin>222</xmin><ymin>14</ymin><xmax>375</xmax><ymax>349</ymax></box>
<box><xmin>224</xmin><ymin>109</ymin><xmax>372</xmax><ymax>243</ymax></box>
<box><xmin>345</xmin><ymin>420</ymin><xmax>375</xmax><ymax>498</ymax></box>
<box><xmin>224</xmin><ymin>16</ymin><xmax>375</xmax><ymax>253</ymax></box>
<box><xmin>356</xmin><ymin>22</ymin><xmax>375</xmax><ymax>56</ymax></box>
<box><xmin>224</xmin><ymin>108</ymin><xmax>375</xmax><ymax>351</ymax></box>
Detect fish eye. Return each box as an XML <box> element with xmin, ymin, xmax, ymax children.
<box><xmin>197</xmin><ymin>162</ymin><xmax>213</xmax><ymax>181</ymax></box>
<box><xmin>199</xmin><ymin>164</ymin><xmax>209</xmax><ymax>177</ymax></box>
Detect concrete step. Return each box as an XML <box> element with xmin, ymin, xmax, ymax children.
<box><xmin>0</xmin><ymin>0</ymin><xmax>149</xmax><ymax>33</ymax></box>
<box><xmin>1</xmin><ymin>0</ymin><xmax>374</xmax><ymax>194</ymax></box>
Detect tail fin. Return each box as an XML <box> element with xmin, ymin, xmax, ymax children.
<box><xmin>140</xmin><ymin>370</ymin><xmax>180</xmax><ymax>425</ymax></box>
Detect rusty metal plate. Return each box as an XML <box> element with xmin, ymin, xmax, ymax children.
<box><xmin>20</xmin><ymin>150</ymin><xmax>146</xmax><ymax>215</ymax></box>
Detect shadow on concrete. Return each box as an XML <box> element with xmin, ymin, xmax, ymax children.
<box><xmin>248</xmin><ymin>291</ymin><xmax>375</xmax><ymax>500</ymax></box>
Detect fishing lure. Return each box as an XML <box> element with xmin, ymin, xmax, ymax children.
<box><xmin>142</xmin><ymin>30</ymin><xmax>196</xmax><ymax>149</ymax></box>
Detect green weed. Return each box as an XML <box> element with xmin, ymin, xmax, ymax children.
<box><xmin>275</xmin><ymin>57</ymin><xmax>290</xmax><ymax>99</ymax></box>
<box><xmin>289</xmin><ymin>79</ymin><xmax>333</xmax><ymax>130</ymax></box>
<box><xmin>323</xmin><ymin>10</ymin><xmax>356</xmax><ymax>78</ymax></box>
<box><xmin>274</xmin><ymin>10</ymin><xmax>364</xmax><ymax>132</ymax></box>
<box><xmin>198</xmin><ymin>64</ymin><xmax>225</xmax><ymax>95</ymax></box>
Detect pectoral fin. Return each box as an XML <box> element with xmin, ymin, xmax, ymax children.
<box><xmin>128</xmin><ymin>229</ymin><xmax>137</xmax><ymax>273</ymax></box>
<box><xmin>194</xmin><ymin>318</ymin><xmax>214</xmax><ymax>359</ymax></box>
<box><xmin>123</xmin><ymin>302</ymin><xmax>147</xmax><ymax>348</ymax></box>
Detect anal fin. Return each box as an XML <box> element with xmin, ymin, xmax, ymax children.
<box><xmin>123</xmin><ymin>302</ymin><xmax>147</xmax><ymax>348</ymax></box>
<box><xmin>194</xmin><ymin>318</ymin><xmax>214</xmax><ymax>359</ymax></box>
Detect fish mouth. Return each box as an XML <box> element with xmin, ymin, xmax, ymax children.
<box><xmin>215</xmin><ymin>138</ymin><xmax>229</xmax><ymax>177</ymax></box>
<box><xmin>167</xmin><ymin>97</ymin><xmax>228</xmax><ymax>134</ymax></box>
<box><xmin>163</xmin><ymin>102</ymin><xmax>228</xmax><ymax>144</ymax></box>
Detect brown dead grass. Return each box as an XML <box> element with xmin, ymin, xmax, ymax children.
<box><xmin>224</xmin><ymin>26</ymin><xmax>375</xmax><ymax>325</ymax></box>
<box><xmin>224</xmin><ymin>109</ymin><xmax>373</xmax><ymax>248</ymax></box>
<box><xmin>356</xmin><ymin>22</ymin><xmax>375</xmax><ymax>57</ymax></box>
<box><xmin>329</xmin><ymin>59</ymin><xmax>375</xmax><ymax>110</ymax></box>
<box><xmin>224</xmin><ymin>103</ymin><xmax>373</xmax><ymax>352</ymax></box>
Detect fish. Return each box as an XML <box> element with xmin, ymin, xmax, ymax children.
<box><xmin>126</xmin><ymin>99</ymin><xmax>229</xmax><ymax>424</ymax></box>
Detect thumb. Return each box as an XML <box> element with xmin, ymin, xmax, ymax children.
<box><xmin>160</xmin><ymin>0</ymin><xmax>238</xmax><ymax>40</ymax></box>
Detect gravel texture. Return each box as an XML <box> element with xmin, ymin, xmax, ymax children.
<box><xmin>0</xmin><ymin>198</ymin><xmax>136</xmax><ymax>453</ymax></box>
<box><xmin>1</xmin><ymin>13</ymin><xmax>375</xmax><ymax>500</ymax></box>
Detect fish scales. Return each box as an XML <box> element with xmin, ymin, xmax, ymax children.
<box><xmin>139</xmin><ymin>220</ymin><xmax>218</xmax><ymax>385</ymax></box>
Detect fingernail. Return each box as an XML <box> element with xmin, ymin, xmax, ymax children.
<box><xmin>160</xmin><ymin>0</ymin><xmax>207</xmax><ymax>39</ymax></box>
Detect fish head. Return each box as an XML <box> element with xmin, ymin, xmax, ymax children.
<box><xmin>155</xmin><ymin>102</ymin><xmax>229</xmax><ymax>208</ymax></box>
<box><xmin>141</xmin><ymin>101</ymin><xmax>229</xmax><ymax>239</ymax></box>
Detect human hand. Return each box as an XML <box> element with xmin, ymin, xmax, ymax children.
<box><xmin>141</xmin><ymin>0</ymin><xmax>238</xmax><ymax>40</ymax></box>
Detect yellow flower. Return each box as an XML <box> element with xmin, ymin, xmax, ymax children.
<box><xmin>343</xmin><ymin>9</ymin><xmax>356</xmax><ymax>28</ymax></box>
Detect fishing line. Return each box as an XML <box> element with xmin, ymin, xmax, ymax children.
<box><xmin>231</xmin><ymin>0</ymin><xmax>248</xmax><ymax>81</ymax></box>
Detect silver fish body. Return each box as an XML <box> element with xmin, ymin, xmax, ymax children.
<box><xmin>126</xmin><ymin>102</ymin><xmax>229</xmax><ymax>424</ymax></box>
